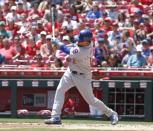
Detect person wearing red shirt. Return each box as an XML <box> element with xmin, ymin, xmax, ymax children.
<box><xmin>0</xmin><ymin>38</ymin><xmax>16</xmax><ymax>63</ymax></box>
<box><xmin>36</xmin><ymin>31</ymin><xmax>47</xmax><ymax>50</ymax></box>
<box><xmin>101</xmin><ymin>17</ymin><xmax>112</xmax><ymax>32</ymax></box>
<box><xmin>44</xmin><ymin>21</ymin><xmax>61</xmax><ymax>34</ymax></box>
<box><xmin>128</xmin><ymin>0</ymin><xmax>144</xmax><ymax>15</ymax></box>
<box><xmin>16</xmin><ymin>1</ymin><xmax>27</xmax><ymax>15</ymax></box>
<box><xmin>63</xmin><ymin>96</ymin><xmax>76</xmax><ymax>116</ymax></box>
<box><xmin>36</xmin><ymin>20</ymin><xmax>45</xmax><ymax>34</ymax></box>
<box><xmin>5</xmin><ymin>19</ymin><xmax>20</xmax><ymax>38</ymax></box>
<box><xmin>28</xmin><ymin>2</ymin><xmax>42</xmax><ymax>18</ymax></box>
<box><xmin>25</xmin><ymin>36</ymin><xmax>38</xmax><ymax>58</ymax></box>
<box><xmin>2</xmin><ymin>2</ymin><xmax>10</xmax><ymax>16</ymax></box>
<box><xmin>140</xmin><ymin>0</ymin><xmax>152</xmax><ymax>5</ymax></box>
<box><xmin>0</xmin><ymin>34</ymin><xmax>4</xmax><ymax>49</ymax></box>
<box><xmin>142</xmin><ymin>14</ymin><xmax>153</xmax><ymax>34</ymax></box>
<box><xmin>12</xmin><ymin>36</ymin><xmax>26</xmax><ymax>60</ymax></box>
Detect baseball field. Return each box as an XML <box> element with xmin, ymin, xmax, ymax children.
<box><xmin>0</xmin><ymin>118</ymin><xmax>153</xmax><ymax>131</ymax></box>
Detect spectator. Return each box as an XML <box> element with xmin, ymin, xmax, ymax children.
<box><xmin>5</xmin><ymin>19</ymin><xmax>20</xmax><ymax>39</ymax></box>
<box><xmin>128</xmin><ymin>0</ymin><xmax>144</xmax><ymax>15</ymax></box>
<box><xmin>107</xmin><ymin>5</ymin><xmax>119</xmax><ymax>20</ymax></box>
<box><xmin>120</xmin><ymin>29</ymin><xmax>136</xmax><ymax>55</ymax></box>
<box><xmin>22</xmin><ymin>0</ymin><xmax>32</xmax><ymax>11</ymax></box>
<box><xmin>0</xmin><ymin>34</ymin><xmax>4</xmax><ymax>49</ymax></box>
<box><xmin>142</xmin><ymin>14</ymin><xmax>153</xmax><ymax>34</ymax></box>
<box><xmin>71</xmin><ymin>0</ymin><xmax>85</xmax><ymax>13</ymax></box>
<box><xmin>0</xmin><ymin>38</ymin><xmax>16</xmax><ymax>63</ymax></box>
<box><xmin>31</xmin><ymin>53</ymin><xmax>48</xmax><ymax>68</ymax></box>
<box><xmin>127</xmin><ymin>45</ymin><xmax>147</xmax><ymax>67</ymax></box>
<box><xmin>66</xmin><ymin>27</ymin><xmax>76</xmax><ymax>43</ymax></box>
<box><xmin>134</xmin><ymin>9</ymin><xmax>144</xmax><ymax>24</ymax></box>
<box><xmin>108</xmin><ymin>22</ymin><xmax>122</xmax><ymax>47</ymax></box>
<box><xmin>83</xmin><ymin>0</ymin><xmax>93</xmax><ymax>13</ymax></box>
<box><xmin>94</xmin><ymin>38</ymin><xmax>109</xmax><ymax>66</ymax></box>
<box><xmin>28</xmin><ymin>2</ymin><xmax>42</xmax><ymax>18</ymax></box>
<box><xmin>51</xmin><ymin>57</ymin><xmax>64</xmax><ymax>69</ymax></box>
<box><xmin>17</xmin><ymin>13</ymin><xmax>29</xmax><ymax>30</ymax></box>
<box><xmin>0</xmin><ymin>54</ymin><xmax>5</xmax><ymax>64</ymax></box>
<box><xmin>0</xmin><ymin>21</ymin><xmax>10</xmax><ymax>38</ymax></box>
<box><xmin>62</xmin><ymin>14</ymin><xmax>78</xmax><ymax>30</ymax></box>
<box><xmin>147</xmin><ymin>46</ymin><xmax>153</xmax><ymax>67</ymax></box>
<box><xmin>38</xmin><ymin>0</ymin><xmax>49</xmax><ymax>13</ymax></box>
<box><xmin>0</xmin><ymin>10</ymin><xmax>6</xmax><ymax>22</ymax></box>
<box><xmin>43</xmin><ymin>4</ymin><xmax>58</xmax><ymax>23</ymax></box>
<box><xmin>134</xmin><ymin>23</ymin><xmax>147</xmax><ymax>43</ymax></box>
<box><xmin>36</xmin><ymin>20</ymin><xmax>45</xmax><ymax>34</ymax></box>
<box><xmin>16</xmin><ymin>1</ymin><xmax>26</xmax><ymax>15</ymax></box>
<box><xmin>128</xmin><ymin>13</ymin><xmax>136</xmax><ymax>27</ymax></box>
<box><xmin>12</xmin><ymin>36</ymin><xmax>26</xmax><ymax>60</ymax></box>
<box><xmin>107</xmin><ymin>53</ymin><xmax>121</xmax><ymax>67</ymax></box>
<box><xmin>5</xmin><ymin>6</ymin><xmax>20</xmax><ymax>23</ymax></box>
<box><xmin>40</xmin><ymin>35</ymin><xmax>54</xmax><ymax>59</ymax></box>
<box><xmin>117</xmin><ymin>12</ymin><xmax>127</xmax><ymax>28</ymax></box>
<box><xmin>86</xmin><ymin>3</ymin><xmax>102</xmax><ymax>20</ymax></box>
<box><xmin>36</xmin><ymin>31</ymin><xmax>47</xmax><ymax>50</ymax></box>
<box><xmin>28</xmin><ymin>25</ymin><xmax>40</xmax><ymax>43</ymax></box>
<box><xmin>101</xmin><ymin>17</ymin><xmax>112</xmax><ymax>32</ymax></box>
<box><xmin>141</xmin><ymin>39</ymin><xmax>151</xmax><ymax>58</ymax></box>
<box><xmin>121</xmin><ymin>49</ymin><xmax>132</xmax><ymax>67</ymax></box>
<box><xmin>63</xmin><ymin>96</ymin><xmax>76</xmax><ymax>117</ymax></box>
<box><xmin>2</xmin><ymin>1</ymin><xmax>11</xmax><ymax>16</ymax></box>
<box><xmin>25</xmin><ymin>36</ymin><xmax>38</xmax><ymax>58</ymax></box>
<box><xmin>69</xmin><ymin>4</ymin><xmax>79</xmax><ymax>22</ymax></box>
<box><xmin>62</xmin><ymin>35</ymin><xmax>71</xmax><ymax>45</ymax></box>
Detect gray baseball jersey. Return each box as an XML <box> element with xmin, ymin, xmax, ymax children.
<box><xmin>51</xmin><ymin>42</ymin><xmax>115</xmax><ymax>118</ymax></box>
<box><xmin>68</xmin><ymin>44</ymin><xmax>93</xmax><ymax>78</ymax></box>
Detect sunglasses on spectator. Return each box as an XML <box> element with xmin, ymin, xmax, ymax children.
<box><xmin>47</xmin><ymin>39</ymin><xmax>51</xmax><ymax>41</ymax></box>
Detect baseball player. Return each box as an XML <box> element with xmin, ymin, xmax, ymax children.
<box><xmin>44</xmin><ymin>29</ymin><xmax>118</xmax><ymax>125</ymax></box>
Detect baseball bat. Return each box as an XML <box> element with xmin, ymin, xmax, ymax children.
<box><xmin>51</xmin><ymin>5</ymin><xmax>55</xmax><ymax>38</ymax></box>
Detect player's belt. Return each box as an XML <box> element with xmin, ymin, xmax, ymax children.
<box><xmin>71</xmin><ymin>70</ymin><xmax>84</xmax><ymax>75</ymax></box>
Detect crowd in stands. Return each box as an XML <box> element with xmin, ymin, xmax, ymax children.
<box><xmin>0</xmin><ymin>0</ymin><xmax>152</xmax><ymax>69</ymax></box>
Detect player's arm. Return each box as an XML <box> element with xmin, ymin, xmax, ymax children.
<box><xmin>60</xmin><ymin>45</ymin><xmax>71</xmax><ymax>54</ymax></box>
<box><xmin>52</xmin><ymin>38</ymin><xmax>70</xmax><ymax>54</ymax></box>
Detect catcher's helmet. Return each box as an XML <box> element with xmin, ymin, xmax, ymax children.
<box><xmin>78</xmin><ymin>29</ymin><xmax>93</xmax><ymax>42</ymax></box>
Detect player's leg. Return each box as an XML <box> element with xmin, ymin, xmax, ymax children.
<box><xmin>89</xmin><ymin>105</ymin><xmax>96</xmax><ymax>118</ymax></box>
<box><xmin>45</xmin><ymin>71</ymin><xmax>74</xmax><ymax>124</ymax></box>
<box><xmin>74</xmin><ymin>76</ymin><xmax>118</xmax><ymax>124</ymax></box>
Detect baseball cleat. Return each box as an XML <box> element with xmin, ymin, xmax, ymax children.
<box><xmin>110</xmin><ymin>113</ymin><xmax>118</xmax><ymax>125</ymax></box>
<box><xmin>44</xmin><ymin>117</ymin><xmax>61</xmax><ymax>124</ymax></box>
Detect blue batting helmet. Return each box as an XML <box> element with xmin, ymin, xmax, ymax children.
<box><xmin>78</xmin><ymin>29</ymin><xmax>93</xmax><ymax>42</ymax></box>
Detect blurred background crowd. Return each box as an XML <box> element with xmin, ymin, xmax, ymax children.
<box><xmin>0</xmin><ymin>0</ymin><xmax>152</xmax><ymax>68</ymax></box>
